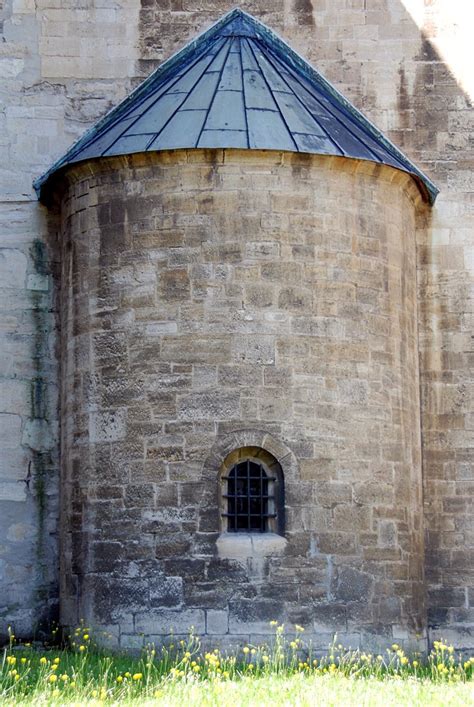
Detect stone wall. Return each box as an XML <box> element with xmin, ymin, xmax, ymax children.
<box><xmin>56</xmin><ymin>150</ymin><xmax>424</xmax><ymax>651</ymax></box>
<box><xmin>0</xmin><ymin>0</ymin><xmax>141</xmax><ymax>640</ymax></box>
<box><xmin>1</xmin><ymin>0</ymin><xmax>472</xmax><ymax>647</ymax></box>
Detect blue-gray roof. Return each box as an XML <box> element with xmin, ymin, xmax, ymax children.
<box><xmin>34</xmin><ymin>8</ymin><xmax>438</xmax><ymax>204</ymax></box>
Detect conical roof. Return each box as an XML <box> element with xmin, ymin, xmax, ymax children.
<box><xmin>34</xmin><ymin>9</ymin><xmax>438</xmax><ymax>204</ymax></box>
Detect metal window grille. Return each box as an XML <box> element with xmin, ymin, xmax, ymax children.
<box><xmin>222</xmin><ymin>460</ymin><xmax>276</xmax><ymax>532</ymax></box>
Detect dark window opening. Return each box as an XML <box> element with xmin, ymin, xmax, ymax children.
<box><xmin>222</xmin><ymin>459</ymin><xmax>277</xmax><ymax>533</ymax></box>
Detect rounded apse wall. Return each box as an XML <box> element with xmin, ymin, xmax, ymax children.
<box><xmin>57</xmin><ymin>149</ymin><xmax>425</xmax><ymax>651</ymax></box>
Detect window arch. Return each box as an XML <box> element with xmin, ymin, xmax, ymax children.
<box><xmin>219</xmin><ymin>447</ymin><xmax>284</xmax><ymax>535</ymax></box>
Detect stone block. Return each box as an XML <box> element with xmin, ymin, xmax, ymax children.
<box><xmin>89</xmin><ymin>409</ymin><xmax>127</xmax><ymax>443</ymax></box>
<box><xmin>150</xmin><ymin>576</ymin><xmax>183</xmax><ymax>608</ymax></box>
<box><xmin>0</xmin><ymin>249</ymin><xmax>27</xmax><ymax>289</ymax></box>
<box><xmin>0</xmin><ymin>414</ymin><xmax>22</xmax><ymax>449</ymax></box>
<box><xmin>334</xmin><ymin>566</ymin><xmax>373</xmax><ymax>602</ymax></box>
<box><xmin>135</xmin><ymin>609</ymin><xmax>205</xmax><ymax>635</ymax></box>
<box><xmin>0</xmin><ymin>482</ymin><xmax>26</xmax><ymax>502</ymax></box>
<box><xmin>229</xmin><ymin>599</ymin><xmax>282</xmax><ymax>634</ymax></box>
<box><xmin>206</xmin><ymin>609</ymin><xmax>229</xmax><ymax>635</ymax></box>
<box><xmin>177</xmin><ymin>392</ymin><xmax>240</xmax><ymax>420</ymax></box>
<box><xmin>21</xmin><ymin>418</ymin><xmax>56</xmax><ymax>451</ymax></box>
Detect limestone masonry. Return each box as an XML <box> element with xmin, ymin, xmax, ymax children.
<box><xmin>0</xmin><ymin>1</ymin><xmax>472</xmax><ymax>652</ymax></box>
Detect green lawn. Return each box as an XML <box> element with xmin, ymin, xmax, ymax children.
<box><xmin>1</xmin><ymin>624</ymin><xmax>472</xmax><ymax>705</ymax></box>
<box><xmin>148</xmin><ymin>674</ymin><xmax>472</xmax><ymax>707</ymax></box>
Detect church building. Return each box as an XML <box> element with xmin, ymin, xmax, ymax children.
<box><xmin>0</xmin><ymin>3</ymin><xmax>472</xmax><ymax>653</ymax></box>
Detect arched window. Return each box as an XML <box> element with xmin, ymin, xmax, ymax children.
<box><xmin>219</xmin><ymin>448</ymin><xmax>284</xmax><ymax>535</ymax></box>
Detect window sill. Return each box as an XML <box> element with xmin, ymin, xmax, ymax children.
<box><xmin>216</xmin><ymin>532</ymin><xmax>287</xmax><ymax>561</ymax></box>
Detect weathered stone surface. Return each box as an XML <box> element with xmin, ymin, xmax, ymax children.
<box><xmin>54</xmin><ymin>150</ymin><xmax>425</xmax><ymax>650</ymax></box>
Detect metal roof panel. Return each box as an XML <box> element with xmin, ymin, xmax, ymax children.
<box><xmin>34</xmin><ymin>8</ymin><xmax>438</xmax><ymax>204</ymax></box>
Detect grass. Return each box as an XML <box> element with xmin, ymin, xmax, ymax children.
<box><xmin>0</xmin><ymin>623</ymin><xmax>472</xmax><ymax>705</ymax></box>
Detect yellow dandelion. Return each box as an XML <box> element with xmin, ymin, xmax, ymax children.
<box><xmin>132</xmin><ymin>672</ymin><xmax>143</xmax><ymax>680</ymax></box>
<box><xmin>243</xmin><ymin>646</ymin><xmax>250</xmax><ymax>654</ymax></box>
<box><xmin>124</xmin><ymin>671</ymin><xmax>131</xmax><ymax>678</ymax></box>
<box><xmin>15</xmin><ymin>674</ymin><xmax>20</xmax><ymax>681</ymax></box>
<box><xmin>413</xmin><ymin>660</ymin><xmax>419</xmax><ymax>668</ymax></box>
<box><xmin>53</xmin><ymin>657</ymin><xmax>60</xmax><ymax>664</ymax></box>
<box><xmin>116</xmin><ymin>675</ymin><xmax>123</xmax><ymax>683</ymax></box>
<box><xmin>290</xmin><ymin>641</ymin><xmax>297</xmax><ymax>649</ymax></box>
<box><xmin>79</xmin><ymin>645</ymin><xmax>86</xmax><ymax>651</ymax></box>
<box><xmin>60</xmin><ymin>674</ymin><xmax>69</xmax><ymax>682</ymax></box>
<box><xmin>269</xmin><ymin>620</ymin><xmax>278</xmax><ymax>626</ymax></box>
<box><xmin>262</xmin><ymin>655</ymin><xmax>269</xmax><ymax>663</ymax></box>
<box><xmin>247</xmin><ymin>663</ymin><xmax>254</xmax><ymax>670</ymax></box>
<box><xmin>193</xmin><ymin>665</ymin><xmax>201</xmax><ymax>673</ymax></box>
<box><xmin>21</xmin><ymin>657</ymin><xmax>27</xmax><ymax>664</ymax></box>
<box><xmin>391</xmin><ymin>644</ymin><xmax>399</xmax><ymax>651</ymax></box>
<box><xmin>49</xmin><ymin>674</ymin><xmax>58</xmax><ymax>683</ymax></box>
<box><xmin>83</xmin><ymin>634</ymin><xmax>89</xmax><ymax>641</ymax></box>
<box><xmin>51</xmin><ymin>664</ymin><xmax>59</xmax><ymax>671</ymax></box>
<box><xmin>40</xmin><ymin>656</ymin><xmax>48</xmax><ymax>665</ymax></box>
<box><xmin>295</xmin><ymin>624</ymin><xmax>305</xmax><ymax>632</ymax></box>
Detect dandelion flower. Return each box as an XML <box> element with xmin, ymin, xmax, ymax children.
<box><xmin>79</xmin><ymin>645</ymin><xmax>86</xmax><ymax>652</ymax></box>
<box><xmin>132</xmin><ymin>673</ymin><xmax>143</xmax><ymax>680</ymax></box>
<box><xmin>40</xmin><ymin>657</ymin><xmax>48</xmax><ymax>665</ymax></box>
<box><xmin>49</xmin><ymin>674</ymin><xmax>58</xmax><ymax>683</ymax></box>
<box><xmin>243</xmin><ymin>646</ymin><xmax>250</xmax><ymax>654</ymax></box>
